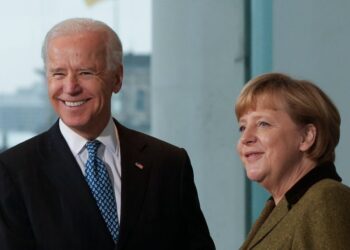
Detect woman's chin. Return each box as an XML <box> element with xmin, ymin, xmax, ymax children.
<box><xmin>246</xmin><ymin>169</ymin><xmax>264</xmax><ymax>183</ymax></box>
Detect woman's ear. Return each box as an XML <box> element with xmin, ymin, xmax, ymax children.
<box><xmin>299</xmin><ymin>123</ymin><xmax>317</xmax><ymax>152</ymax></box>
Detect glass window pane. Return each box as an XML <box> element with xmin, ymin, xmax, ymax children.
<box><xmin>0</xmin><ymin>0</ymin><xmax>151</xmax><ymax>149</ymax></box>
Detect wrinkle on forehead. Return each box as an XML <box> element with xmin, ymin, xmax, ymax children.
<box><xmin>47</xmin><ymin>33</ymin><xmax>108</xmax><ymax>70</ymax></box>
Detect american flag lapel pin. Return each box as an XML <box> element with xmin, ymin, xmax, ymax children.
<box><xmin>135</xmin><ymin>162</ymin><xmax>144</xmax><ymax>170</ymax></box>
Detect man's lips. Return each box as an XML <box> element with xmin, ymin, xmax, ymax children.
<box><xmin>60</xmin><ymin>99</ymin><xmax>90</xmax><ymax>107</ymax></box>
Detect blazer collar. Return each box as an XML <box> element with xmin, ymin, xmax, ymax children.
<box><xmin>44</xmin><ymin>120</ymin><xmax>98</xmax><ymax>205</ymax></box>
<box><xmin>285</xmin><ymin>162</ymin><xmax>341</xmax><ymax>206</ymax></box>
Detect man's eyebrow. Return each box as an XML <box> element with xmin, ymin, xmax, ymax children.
<box><xmin>48</xmin><ymin>67</ymin><xmax>65</xmax><ymax>73</ymax></box>
<box><xmin>79</xmin><ymin>67</ymin><xmax>96</xmax><ymax>71</ymax></box>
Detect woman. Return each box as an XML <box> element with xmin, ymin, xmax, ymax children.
<box><xmin>236</xmin><ymin>73</ymin><xmax>350</xmax><ymax>249</ymax></box>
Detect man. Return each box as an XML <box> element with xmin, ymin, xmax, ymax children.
<box><xmin>0</xmin><ymin>18</ymin><xmax>215</xmax><ymax>250</ymax></box>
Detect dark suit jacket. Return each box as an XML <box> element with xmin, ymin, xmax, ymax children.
<box><xmin>241</xmin><ymin>163</ymin><xmax>350</xmax><ymax>250</ymax></box>
<box><xmin>0</xmin><ymin>120</ymin><xmax>215</xmax><ymax>250</ymax></box>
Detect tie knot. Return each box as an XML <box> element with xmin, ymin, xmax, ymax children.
<box><xmin>86</xmin><ymin>140</ymin><xmax>101</xmax><ymax>156</ymax></box>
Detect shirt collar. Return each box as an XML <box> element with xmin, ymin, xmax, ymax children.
<box><xmin>284</xmin><ymin>161</ymin><xmax>342</xmax><ymax>207</ymax></box>
<box><xmin>96</xmin><ymin>118</ymin><xmax>119</xmax><ymax>155</ymax></box>
<box><xmin>59</xmin><ymin>117</ymin><xmax>119</xmax><ymax>156</ymax></box>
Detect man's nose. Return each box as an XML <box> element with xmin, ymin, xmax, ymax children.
<box><xmin>63</xmin><ymin>74</ymin><xmax>82</xmax><ymax>94</ymax></box>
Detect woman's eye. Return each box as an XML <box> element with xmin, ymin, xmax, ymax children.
<box><xmin>258</xmin><ymin>121</ymin><xmax>270</xmax><ymax>127</ymax></box>
<box><xmin>239</xmin><ymin>125</ymin><xmax>245</xmax><ymax>133</ymax></box>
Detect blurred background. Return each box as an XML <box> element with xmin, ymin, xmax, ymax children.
<box><xmin>0</xmin><ymin>0</ymin><xmax>349</xmax><ymax>249</ymax></box>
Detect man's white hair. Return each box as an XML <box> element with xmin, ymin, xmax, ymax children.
<box><xmin>42</xmin><ymin>18</ymin><xmax>123</xmax><ymax>70</ymax></box>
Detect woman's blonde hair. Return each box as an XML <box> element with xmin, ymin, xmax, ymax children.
<box><xmin>235</xmin><ymin>73</ymin><xmax>340</xmax><ymax>163</ymax></box>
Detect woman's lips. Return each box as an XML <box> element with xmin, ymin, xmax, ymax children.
<box><xmin>244</xmin><ymin>151</ymin><xmax>264</xmax><ymax>162</ymax></box>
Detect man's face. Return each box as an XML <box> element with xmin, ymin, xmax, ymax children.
<box><xmin>46</xmin><ymin>31</ymin><xmax>122</xmax><ymax>139</ymax></box>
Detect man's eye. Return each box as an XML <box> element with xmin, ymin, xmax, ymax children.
<box><xmin>52</xmin><ymin>73</ymin><xmax>64</xmax><ymax>77</ymax></box>
<box><xmin>80</xmin><ymin>71</ymin><xmax>93</xmax><ymax>75</ymax></box>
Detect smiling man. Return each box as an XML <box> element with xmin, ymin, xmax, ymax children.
<box><xmin>46</xmin><ymin>29</ymin><xmax>122</xmax><ymax>139</ymax></box>
<box><xmin>0</xmin><ymin>18</ymin><xmax>215</xmax><ymax>250</ymax></box>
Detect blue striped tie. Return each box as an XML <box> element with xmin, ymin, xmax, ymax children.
<box><xmin>85</xmin><ymin>140</ymin><xmax>119</xmax><ymax>243</ymax></box>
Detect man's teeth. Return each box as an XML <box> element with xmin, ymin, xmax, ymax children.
<box><xmin>65</xmin><ymin>100</ymin><xmax>86</xmax><ymax>107</ymax></box>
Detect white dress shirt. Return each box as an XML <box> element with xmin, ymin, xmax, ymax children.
<box><xmin>59</xmin><ymin>118</ymin><xmax>122</xmax><ymax>220</ymax></box>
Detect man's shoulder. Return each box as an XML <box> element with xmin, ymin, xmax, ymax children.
<box><xmin>117</xmin><ymin>122</ymin><xmax>185</xmax><ymax>153</ymax></box>
<box><xmin>0</xmin><ymin>129</ymin><xmax>51</xmax><ymax>163</ymax></box>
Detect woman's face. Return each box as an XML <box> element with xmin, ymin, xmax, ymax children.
<box><xmin>236</xmin><ymin>104</ymin><xmax>306</xmax><ymax>191</ymax></box>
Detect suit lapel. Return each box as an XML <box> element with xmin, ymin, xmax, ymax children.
<box><xmin>241</xmin><ymin>199</ymin><xmax>275</xmax><ymax>249</ymax></box>
<box><xmin>115</xmin><ymin>121</ymin><xmax>151</xmax><ymax>248</ymax></box>
<box><xmin>41</xmin><ymin>122</ymin><xmax>89</xmax><ymax>197</ymax></box>
<box><xmin>248</xmin><ymin>198</ymin><xmax>289</xmax><ymax>249</ymax></box>
<box><xmin>39</xmin><ymin>121</ymin><xmax>114</xmax><ymax>244</ymax></box>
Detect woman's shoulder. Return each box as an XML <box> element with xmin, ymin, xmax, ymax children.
<box><xmin>310</xmin><ymin>178</ymin><xmax>350</xmax><ymax>195</ymax></box>
<box><xmin>302</xmin><ymin>178</ymin><xmax>350</xmax><ymax>209</ymax></box>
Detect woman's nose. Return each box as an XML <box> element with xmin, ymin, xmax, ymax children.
<box><xmin>240</xmin><ymin>128</ymin><xmax>257</xmax><ymax>145</ymax></box>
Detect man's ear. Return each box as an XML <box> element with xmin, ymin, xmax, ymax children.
<box><xmin>299</xmin><ymin>123</ymin><xmax>317</xmax><ymax>152</ymax></box>
<box><xmin>113</xmin><ymin>64</ymin><xmax>123</xmax><ymax>93</ymax></box>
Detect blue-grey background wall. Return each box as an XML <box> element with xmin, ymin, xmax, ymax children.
<box><xmin>152</xmin><ymin>1</ymin><xmax>350</xmax><ymax>249</ymax></box>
